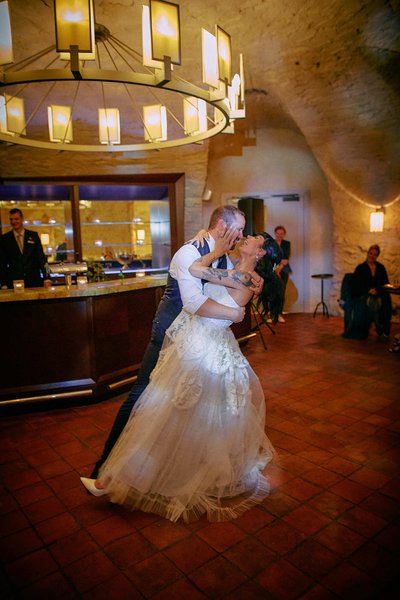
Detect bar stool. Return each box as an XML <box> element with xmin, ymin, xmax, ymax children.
<box><xmin>312</xmin><ymin>274</ymin><xmax>333</xmax><ymax>317</ymax></box>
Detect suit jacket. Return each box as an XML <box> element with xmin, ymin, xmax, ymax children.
<box><xmin>279</xmin><ymin>239</ymin><xmax>292</xmax><ymax>274</ymax></box>
<box><xmin>0</xmin><ymin>229</ymin><xmax>49</xmax><ymax>288</ymax></box>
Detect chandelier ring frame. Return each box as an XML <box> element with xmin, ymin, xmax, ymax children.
<box><xmin>0</xmin><ymin>65</ymin><xmax>231</xmax><ymax>152</ymax></box>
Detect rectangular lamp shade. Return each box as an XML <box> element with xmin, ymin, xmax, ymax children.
<box><xmin>98</xmin><ymin>108</ymin><xmax>120</xmax><ymax>144</ymax></box>
<box><xmin>55</xmin><ymin>0</ymin><xmax>94</xmax><ymax>53</ymax></box>
<box><xmin>48</xmin><ymin>105</ymin><xmax>73</xmax><ymax>142</ymax></box>
<box><xmin>216</xmin><ymin>25</ymin><xmax>232</xmax><ymax>84</ymax></box>
<box><xmin>201</xmin><ymin>29</ymin><xmax>219</xmax><ymax>89</ymax></box>
<box><xmin>370</xmin><ymin>211</ymin><xmax>384</xmax><ymax>232</ymax></box>
<box><xmin>227</xmin><ymin>75</ymin><xmax>245</xmax><ymax>119</ymax></box>
<box><xmin>142</xmin><ymin>5</ymin><xmax>163</xmax><ymax>69</ymax></box>
<box><xmin>0</xmin><ymin>1</ymin><xmax>13</xmax><ymax>65</ymax></box>
<box><xmin>183</xmin><ymin>97</ymin><xmax>207</xmax><ymax>135</ymax></box>
<box><xmin>150</xmin><ymin>0</ymin><xmax>181</xmax><ymax>65</ymax></box>
<box><xmin>229</xmin><ymin>80</ymin><xmax>238</xmax><ymax>111</ymax></box>
<box><xmin>239</xmin><ymin>53</ymin><xmax>245</xmax><ymax>104</ymax></box>
<box><xmin>0</xmin><ymin>94</ymin><xmax>26</xmax><ymax>136</ymax></box>
<box><xmin>143</xmin><ymin>104</ymin><xmax>167</xmax><ymax>142</ymax></box>
<box><xmin>40</xmin><ymin>234</ymin><xmax>50</xmax><ymax>245</ymax></box>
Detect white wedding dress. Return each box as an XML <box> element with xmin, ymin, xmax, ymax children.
<box><xmin>99</xmin><ymin>283</ymin><xmax>274</xmax><ymax>522</ymax></box>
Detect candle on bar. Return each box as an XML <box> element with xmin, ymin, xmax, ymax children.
<box><xmin>77</xmin><ymin>275</ymin><xmax>88</xmax><ymax>287</ymax></box>
<box><xmin>13</xmin><ymin>279</ymin><xmax>24</xmax><ymax>291</ymax></box>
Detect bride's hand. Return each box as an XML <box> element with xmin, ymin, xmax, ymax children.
<box><xmin>232</xmin><ymin>306</ymin><xmax>246</xmax><ymax>323</ymax></box>
<box><xmin>187</xmin><ymin>229</ymin><xmax>208</xmax><ymax>248</ymax></box>
<box><xmin>214</xmin><ymin>226</ymin><xmax>238</xmax><ymax>256</ymax></box>
<box><xmin>249</xmin><ymin>272</ymin><xmax>264</xmax><ymax>296</ymax></box>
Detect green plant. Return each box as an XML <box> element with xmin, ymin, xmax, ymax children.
<box><xmin>87</xmin><ymin>261</ymin><xmax>105</xmax><ymax>283</ymax></box>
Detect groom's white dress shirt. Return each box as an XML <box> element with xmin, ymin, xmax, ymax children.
<box><xmin>169</xmin><ymin>234</ymin><xmax>233</xmax><ymax>315</ymax></box>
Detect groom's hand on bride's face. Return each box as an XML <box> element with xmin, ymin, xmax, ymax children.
<box><xmin>215</xmin><ymin>226</ymin><xmax>238</xmax><ymax>255</ymax></box>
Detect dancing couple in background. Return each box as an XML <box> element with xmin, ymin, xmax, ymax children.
<box><xmin>81</xmin><ymin>206</ymin><xmax>274</xmax><ymax>522</ymax></box>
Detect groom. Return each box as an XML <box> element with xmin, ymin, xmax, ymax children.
<box><xmin>87</xmin><ymin>205</ymin><xmax>261</xmax><ymax>482</ymax></box>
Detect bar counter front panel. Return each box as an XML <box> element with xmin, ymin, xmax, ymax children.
<box><xmin>0</xmin><ymin>277</ymin><xmax>166</xmax><ymax>406</ymax></box>
<box><xmin>1</xmin><ymin>277</ymin><xmax>251</xmax><ymax>406</ymax></box>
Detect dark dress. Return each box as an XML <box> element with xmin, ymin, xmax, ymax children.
<box><xmin>343</xmin><ymin>261</ymin><xmax>391</xmax><ymax>339</ymax></box>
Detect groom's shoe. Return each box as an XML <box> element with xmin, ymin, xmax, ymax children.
<box><xmin>80</xmin><ymin>477</ymin><xmax>107</xmax><ymax>497</ymax></box>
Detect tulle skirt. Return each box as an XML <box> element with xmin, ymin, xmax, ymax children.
<box><xmin>99</xmin><ymin>310</ymin><xmax>274</xmax><ymax>522</ymax></box>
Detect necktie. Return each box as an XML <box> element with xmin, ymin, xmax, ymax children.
<box><xmin>17</xmin><ymin>233</ymin><xmax>24</xmax><ymax>253</ymax></box>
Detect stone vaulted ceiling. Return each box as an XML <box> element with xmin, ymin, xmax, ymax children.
<box><xmin>2</xmin><ymin>0</ymin><xmax>400</xmax><ymax>208</ymax></box>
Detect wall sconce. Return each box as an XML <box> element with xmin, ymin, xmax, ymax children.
<box><xmin>202</xmin><ymin>188</ymin><xmax>212</xmax><ymax>202</ymax></box>
<box><xmin>137</xmin><ymin>229</ymin><xmax>146</xmax><ymax>241</ymax></box>
<box><xmin>48</xmin><ymin>105</ymin><xmax>73</xmax><ymax>143</ymax></box>
<box><xmin>0</xmin><ymin>1</ymin><xmax>13</xmax><ymax>65</ymax></box>
<box><xmin>370</xmin><ymin>208</ymin><xmax>384</xmax><ymax>232</ymax></box>
<box><xmin>40</xmin><ymin>234</ymin><xmax>50</xmax><ymax>245</ymax></box>
<box><xmin>98</xmin><ymin>108</ymin><xmax>120</xmax><ymax>144</ymax></box>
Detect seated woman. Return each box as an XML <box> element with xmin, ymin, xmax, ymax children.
<box><xmin>344</xmin><ymin>244</ymin><xmax>392</xmax><ymax>339</ymax></box>
<box><xmin>81</xmin><ymin>235</ymin><xmax>275</xmax><ymax>523</ymax></box>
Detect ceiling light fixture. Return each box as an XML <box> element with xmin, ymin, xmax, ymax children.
<box><xmin>0</xmin><ymin>0</ymin><xmax>245</xmax><ymax>152</ymax></box>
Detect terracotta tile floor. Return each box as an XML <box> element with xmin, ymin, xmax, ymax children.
<box><xmin>1</xmin><ymin>314</ymin><xmax>399</xmax><ymax>599</ymax></box>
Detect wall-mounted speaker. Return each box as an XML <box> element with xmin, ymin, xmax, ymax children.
<box><xmin>238</xmin><ymin>197</ymin><xmax>265</xmax><ymax>235</ymax></box>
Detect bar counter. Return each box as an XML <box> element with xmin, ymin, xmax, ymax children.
<box><xmin>0</xmin><ymin>276</ymin><xmax>167</xmax><ymax>406</ymax></box>
<box><xmin>1</xmin><ymin>276</ymin><xmax>252</xmax><ymax>407</ymax></box>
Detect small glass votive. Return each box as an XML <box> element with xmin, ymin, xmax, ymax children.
<box><xmin>136</xmin><ymin>271</ymin><xmax>146</xmax><ymax>278</ymax></box>
<box><xmin>13</xmin><ymin>280</ymin><xmax>25</xmax><ymax>292</ymax></box>
<box><xmin>77</xmin><ymin>275</ymin><xmax>88</xmax><ymax>288</ymax></box>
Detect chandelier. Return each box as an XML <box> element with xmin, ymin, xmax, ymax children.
<box><xmin>0</xmin><ymin>0</ymin><xmax>245</xmax><ymax>152</ymax></box>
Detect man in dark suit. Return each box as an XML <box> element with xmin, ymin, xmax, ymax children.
<box><xmin>0</xmin><ymin>208</ymin><xmax>50</xmax><ymax>289</ymax></box>
<box><xmin>274</xmin><ymin>225</ymin><xmax>292</xmax><ymax>322</ymax></box>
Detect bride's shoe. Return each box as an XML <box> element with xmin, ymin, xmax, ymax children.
<box><xmin>80</xmin><ymin>477</ymin><xmax>107</xmax><ymax>497</ymax></box>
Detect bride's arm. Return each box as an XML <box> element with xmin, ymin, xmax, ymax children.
<box><xmin>188</xmin><ymin>226</ymin><xmax>251</xmax><ymax>289</ymax></box>
<box><xmin>189</xmin><ymin>261</ymin><xmax>253</xmax><ymax>290</ymax></box>
<box><xmin>190</xmin><ymin>262</ymin><xmax>255</xmax><ymax>307</ymax></box>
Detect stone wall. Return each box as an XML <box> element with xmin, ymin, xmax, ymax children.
<box><xmin>330</xmin><ymin>181</ymin><xmax>400</xmax><ymax>315</ymax></box>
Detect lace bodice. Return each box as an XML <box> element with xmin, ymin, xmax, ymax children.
<box><xmin>200</xmin><ymin>282</ymin><xmax>239</xmax><ymax>329</ymax></box>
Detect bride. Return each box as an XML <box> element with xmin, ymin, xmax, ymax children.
<box><xmin>82</xmin><ymin>234</ymin><xmax>275</xmax><ymax>523</ymax></box>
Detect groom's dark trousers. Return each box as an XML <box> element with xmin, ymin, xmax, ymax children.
<box><xmin>90</xmin><ymin>240</ymin><xmax>212</xmax><ymax>478</ymax></box>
